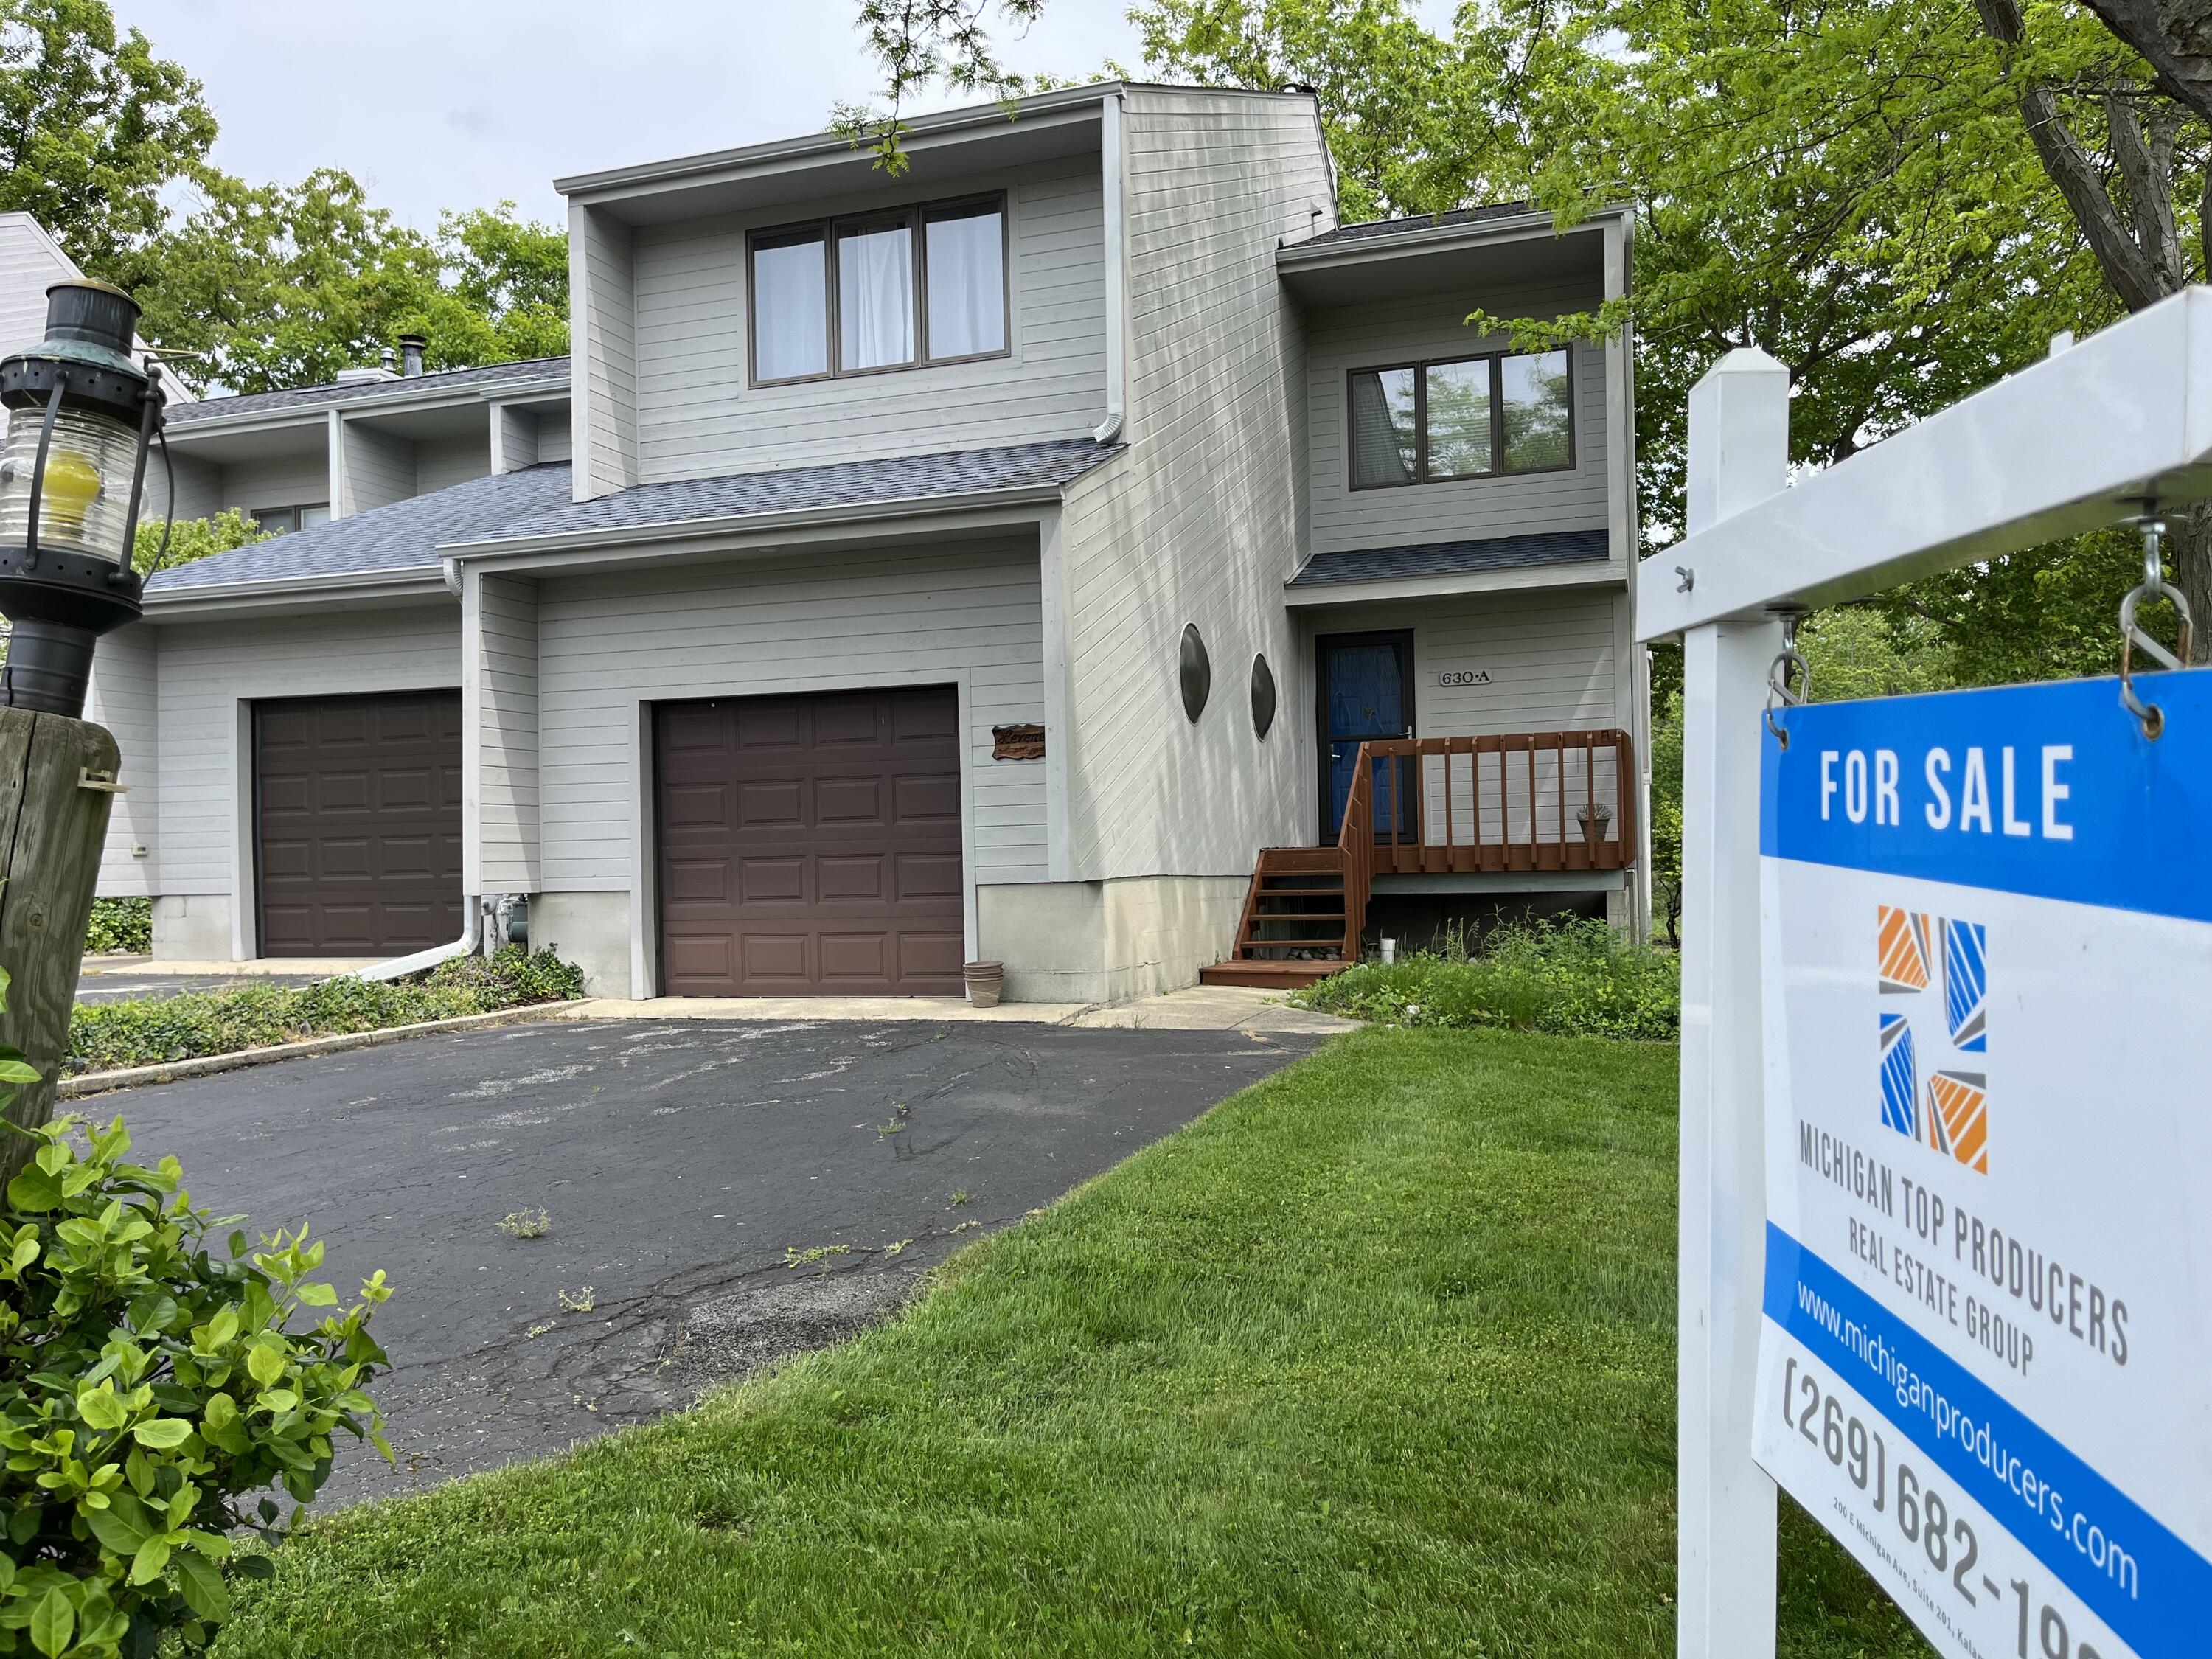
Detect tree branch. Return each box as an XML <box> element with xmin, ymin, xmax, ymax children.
<box><xmin>2108</xmin><ymin>95</ymin><xmax>2186</xmax><ymax>290</ymax></box>
<box><xmin>2080</xmin><ymin>0</ymin><xmax>2212</xmax><ymax>129</ymax></box>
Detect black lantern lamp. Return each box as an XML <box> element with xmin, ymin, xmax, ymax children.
<box><xmin>0</xmin><ymin>280</ymin><xmax>165</xmax><ymax>717</ymax></box>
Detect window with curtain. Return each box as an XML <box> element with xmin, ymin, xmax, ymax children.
<box><xmin>1348</xmin><ymin>348</ymin><xmax>1573</xmax><ymax>487</ymax></box>
<box><xmin>924</xmin><ymin>203</ymin><xmax>1006</xmax><ymax>359</ymax></box>
<box><xmin>1347</xmin><ymin>367</ymin><xmax>1418</xmax><ymax>488</ymax></box>
<box><xmin>838</xmin><ymin>218</ymin><xmax>916</xmax><ymax>370</ymax></box>
<box><xmin>749</xmin><ymin>196</ymin><xmax>1009</xmax><ymax>384</ymax></box>
<box><xmin>752</xmin><ymin>229</ymin><xmax>830</xmax><ymax>382</ymax></box>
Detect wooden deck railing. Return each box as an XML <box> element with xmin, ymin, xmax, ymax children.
<box><xmin>1333</xmin><ymin>744</ymin><xmax>1375</xmax><ymax>958</ymax></box>
<box><xmin>1349</xmin><ymin>729</ymin><xmax>1639</xmax><ymax>877</ymax></box>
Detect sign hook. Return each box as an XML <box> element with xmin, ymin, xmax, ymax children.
<box><xmin>2118</xmin><ymin>510</ymin><xmax>2192</xmax><ymax>740</ymax></box>
<box><xmin>1764</xmin><ymin>608</ymin><xmax>1812</xmax><ymax>748</ymax></box>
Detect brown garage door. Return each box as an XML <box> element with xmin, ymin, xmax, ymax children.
<box><xmin>656</xmin><ymin>687</ymin><xmax>964</xmax><ymax>996</ymax></box>
<box><xmin>254</xmin><ymin>690</ymin><xmax>464</xmax><ymax>957</ymax></box>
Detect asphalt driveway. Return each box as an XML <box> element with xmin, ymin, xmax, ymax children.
<box><xmin>105</xmin><ymin>1016</ymin><xmax>1326</xmax><ymax>1503</ymax></box>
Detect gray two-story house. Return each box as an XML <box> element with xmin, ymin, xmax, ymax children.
<box><xmin>88</xmin><ymin>82</ymin><xmax>1644</xmax><ymax>1004</ymax></box>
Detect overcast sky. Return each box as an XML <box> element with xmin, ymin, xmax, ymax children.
<box><xmin>116</xmin><ymin>1</ymin><xmax>1156</xmax><ymax>230</ymax></box>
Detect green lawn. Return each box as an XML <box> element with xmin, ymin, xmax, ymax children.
<box><xmin>217</xmin><ymin>1027</ymin><xmax>1932</xmax><ymax>1658</ymax></box>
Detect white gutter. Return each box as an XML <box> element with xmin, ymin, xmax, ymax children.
<box><xmin>1093</xmin><ymin>91</ymin><xmax>1125</xmax><ymax>445</ymax></box>
<box><xmin>354</xmin><ymin>897</ymin><xmax>480</xmax><ymax>983</ymax></box>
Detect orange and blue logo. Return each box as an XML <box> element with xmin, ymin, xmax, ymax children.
<box><xmin>1877</xmin><ymin>905</ymin><xmax>1988</xmax><ymax>1173</ymax></box>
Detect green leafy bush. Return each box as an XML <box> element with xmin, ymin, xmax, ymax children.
<box><xmin>66</xmin><ymin>948</ymin><xmax>585</xmax><ymax>1077</ymax></box>
<box><xmin>80</xmin><ymin>904</ymin><xmax>150</xmax><ymax>959</ymax></box>
<box><xmin>0</xmin><ymin>1114</ymin><xmax>391</xmax><ymax>1655</ymax></box>
<box><xmin>1291</xmin><ymin>919</ymin><xmax>1680</xmax><ymax>1042</ymax></box>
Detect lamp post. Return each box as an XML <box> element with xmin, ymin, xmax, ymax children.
<box><xmin>0</xmin><ymin>280</ymin><xmax>164</xmax><ymax>715</ymax></box>
<box><xmin>0</xmin><ymin>280</ymin><xmax>153</xmax><ymax>1173</ymax></box>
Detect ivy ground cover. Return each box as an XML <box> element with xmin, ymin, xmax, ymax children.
<box><xmin>214</xmin><ymin>1026</ymin><xmax>1931</xmax><ymax>1658</ymax></box>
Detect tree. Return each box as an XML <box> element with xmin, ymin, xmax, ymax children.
<box><xmin>131</xmin><ymin>507</ymin><xmax>266</xmax><ymax>575</ymax></box>
<box><xmin>130</xmin><ymin>173</ymin><xmax>567</xmax><ymax>394</ymax></box>
<box><xmin>0</xmin><ymin>0</ymin><xmax>216</xmax><ymax>276</ymax></box>
<box><xmin>1969</xmin><ymin>0</ymin><xmax>2212</xmax><ymax>655</ymax></box>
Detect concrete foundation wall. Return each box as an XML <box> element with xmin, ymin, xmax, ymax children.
<box><xmin>980</xmin><ymin>874</ymin><xmax>1248</xmax><ymax>1004</ymax></box>
<box><xmin>530</xmin><ymin>891</ymin><xmax>633</xmax><ymax>998</ymax></box>
<box><xmin>153</xmin><ymin>894</ymin><xmax>233</xmax><ymax>962</ymax></box>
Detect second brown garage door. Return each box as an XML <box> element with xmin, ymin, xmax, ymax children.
<box><xmin>655</xmin><ymin>687</ymin><xmax>964</xmax><ymax>996</ymax></box>
<box><xmin>255</xmin><ymin>690</ymin><xmax>464</xmax><ymax>957</ymax></box>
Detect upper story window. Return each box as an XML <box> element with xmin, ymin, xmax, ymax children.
<box><xmin>251</xmin><ymin>503</ymin><xmax>330</xmax><ymax>535</ymax></box>
<box><xmin>749</xmin><ymin>196</ymin><xmax>1009</xmax><ymax>386</ymax></box>
<box><xmin>1348</xmin><ymin>348</ymin><xmax>1573</xmax><ymax>489</ymax></box>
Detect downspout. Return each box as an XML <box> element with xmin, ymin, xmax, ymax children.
<box><xmin>1092</xmin><ymin>91</ymin><xmax>1125</xmax><ymax>444</ymax></box>
<box><xmin>353</xmin><ymin>553</ymin><xmax>479</xmax><ymax>982</ymax></box>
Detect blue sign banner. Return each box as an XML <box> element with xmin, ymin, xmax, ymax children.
<box><xmin>1761</xmin><ymin>670</ymin><xmax>2212</xmax><ymax>921</ymax></box>
<box><xmin>1765</xmin><ymin>1226</ymin><xmax>2209</xmax><ymax>1654</ymax></box>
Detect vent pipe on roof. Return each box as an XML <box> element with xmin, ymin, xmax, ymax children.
<box><xmin>398</xmin><ymin>334</ymin><xmax>427</xmax><ymax>377</ymax></box>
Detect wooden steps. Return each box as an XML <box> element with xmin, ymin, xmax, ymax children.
<box><xmin>1199</xmin><ymin>846</ymin><xmax>1358</xmax><ymax>989</ymax></box>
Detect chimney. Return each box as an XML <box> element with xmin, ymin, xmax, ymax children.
<box><xmin>398</xmin><ymin>334</ymin><xmax>427</xmax><ymax>378</ymax></box>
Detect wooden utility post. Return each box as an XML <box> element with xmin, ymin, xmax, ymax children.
<box><xmin>0</xmin><ymin>705</ymin><xmax>118</xmax><ymax>1178</ymax></box>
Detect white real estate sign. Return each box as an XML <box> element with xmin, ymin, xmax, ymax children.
<box><xmin>1752</xmin><ymin>671</ymin><xmax>2212</xmax><ymax>1659</ymax></box>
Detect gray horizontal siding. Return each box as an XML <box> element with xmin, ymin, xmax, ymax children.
<box><xmin>340</xmin><ymin>422</ymin><xmax>411</xmax><ymax>517</ymax></box>
<box><xmin>1304</xmin><ymin>279</ymin><xmax>1610</xmax><ymax>557</ymax></box>
<box><xmin>416</xmin><ymin>434</ymin><xmax>492</xmax><ymax>495</ymax></box>
<box><xmin>628</xmin><ymin>158</ymin><xmax>1106</xmax><ymax>483</ymax></box>
<box><xmin>473</xmin><ymin>574</ymin><xmax>540</xmax><ymax>892</ymax></box>
<box><xmin>220</xmin><ymin>450</ymin><xmax>333</xmax><ymax>518</ymax></box>
<box><xmin>150</xmin><ymin>603</ymin><xmax>462</xmax><ymax>894</ymax></box>
<box><xmin>535</xmin><ymin>541</ymin><xmax>1046</xmax><ymax>891</ymax></box>
<box><xmin>535</xmin><ymin>412</ymin><xmax>572</xmax><ymax>464</ymax></box>
<box><xmin>88</xmin><ymin>622</ymin><xmax>160</xmax><ymax>895</ymax></box>
<box><xmin>1055</xmin><ymin>88</ymin><xmax>1331</xmax><ymax>883</ymax></box>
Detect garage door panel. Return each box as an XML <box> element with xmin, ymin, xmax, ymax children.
<box><xmin>893</xmin><ymin>773</ymin><xmax>961</xmax><ymax>823</ymax></box>
<box><xmin>375</xmin><ymin>767</ymin><xmax>434</xmax><ymax>813</ymax></box>
<box><xmin>815</xmin><ymin>776</ymin><xmax>884</xmax><ymax>825</ymax></box>
<box><xmin>735</xmin><ymin>781</ymin><xmax>804</xmax><ymax>828</ymax></box>
<box><xmin>656</xmin><ymin>686</ymin><xmax>964</xmax><ymax>995</ymax></box>
<box><xmin>256</xmin><ymin>690</ymin><xmax>462</xmax><ymax>958</ymax></box>
<box><xmin>740</xmin><ymin>933</ymin><xmax>809</xmax><ymax>981</ymax></box>
<box><xmin>894</xmin><ymin>852</ymin><xmax>963</xmax><ymax>900</ymax></box>
<box><xmin>818</xmin><ymin>932</ymin><xmax>890</xmax><ymax>981</ymax></box>
<box><xmin>817</xmin><ymin>855</ymin><xmax>886</xmax><ymax>902</ymax></box>
<box><xmin>898</xmin><ymin>932</ymin><xmax>965</xmax><ymax>981</ymax></box>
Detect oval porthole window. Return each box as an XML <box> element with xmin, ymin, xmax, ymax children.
<box><xmin>1250</xmin><ymin>653</ymin><xmax>1277</xmax><ymax>740</ymax></box>
<box><xmin>1178</xmin><ymin>623</ymin><xmax>1211</xmax><ymax>723</ymax></box>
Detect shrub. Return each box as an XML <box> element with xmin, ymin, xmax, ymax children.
<box><xmin>65</xmin><ymin>947</ymin><xmax>585</xmax><ymax>1077</ymax></box>
<box><xmin>0</xmin><ymin>1111</ymin><xmax>391</xmax><ymax>1657</ymax></box>
<box><xmin>1292</xmin><ymin>918</ymin><xmax>1680</xmax><ymax>1042</ymax></box>
<box><xmin>82</xmin><ymin>902</ymin><xmax>151</xmax><ymax>959</ymax></box>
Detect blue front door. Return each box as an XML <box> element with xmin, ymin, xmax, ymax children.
<box><xmin>1320</xmin><ymin>633</ymin><xmax>1414</xmax><ymax>838</ymax></box>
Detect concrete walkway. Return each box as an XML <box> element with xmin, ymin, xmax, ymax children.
<box><xmin>563</xmin><ymin>984</ymin><xmax>1354</xmax><ymax>1037</ymax></box>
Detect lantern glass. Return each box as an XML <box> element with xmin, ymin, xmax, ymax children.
<box><xmin>0</xmin><ymin>404</ymin><xmax>140</xmax><ymax>566</ymax></box>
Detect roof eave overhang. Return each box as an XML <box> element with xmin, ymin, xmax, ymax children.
<box><xmin>1275</xmin><ymin>202</ymin><xmax>1630</xmax><ymax>273</ymax></box>
<box><xmin>557</xmin><ymin>84</ymin><xmax>1124</xmax><ymax>206</ymax></box>
<box><xmin>1283</xmin><ymin>559</ymin><xmax>1627</xmax><ymax>608</ymax></box>
<box><xmin>139</xmin><ymin>567</ymin><xmax>455</xmax><ymax>620</ymax></box>
<box><xmin>439</xmin><ymin>481</ymin><xmax>1083</xmax><ymax>575</ymax></box>
<box><xmin>161</xmin><ymin>372</ymin><xmax>573</xmax><ymax>439</ymax></box>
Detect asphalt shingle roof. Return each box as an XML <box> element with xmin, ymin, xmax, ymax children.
<box><xmin>457</xmin><ymin>438</ymin><xmax>1122</xmax><ymax>545</ymax></box>
<box><xmin>147</xmin><ymin>464</ymin><xmax>574</xmax><ymax>591</ymax></box>
<box><xmin>1298</xmin><ymin>204</ymin><xmax>1537</xmax><ymax>247</ymax></box>
<box><xmin>1288</xmin><ymin>528</ymin><xmax>1609</xmax><ymax>587</ymax></box>
<box><xmin>163</xmin><ymin>356</ymin><xmax>570</xmax><ymax>426</ymax></box>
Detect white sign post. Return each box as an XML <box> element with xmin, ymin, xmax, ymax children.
<box><xmin>1644</xmin><ymin>290</ymin><xmax>2212</xmax><ymax>1659</ymax></box>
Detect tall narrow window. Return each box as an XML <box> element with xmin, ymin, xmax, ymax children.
<box><xmin>1500</xmin><ymin>349</ymin><xmax>1573</xmax><ymax>472</ymax></box>
<box><xmin>924</xmin><ymin>202</ymin><xmax>1006</xmax><ymax>359</ymax></box>
<box><xmin>1424</xmin><ymin>359</ymin><xmax>1494</xmax><ymax>480</ymax></box>
<box><xmin>1348</xmin><ymin>366</ymin><xmax>1419</xmax><ymax>488</ymax></box>
<box><xmin>837</xmin><ymin>217</ymin><xmax>916</xmax><ymax>371</ymax></box>
<box><xmin>753</xmin><ymin>228</ymin><xmax>829</xmax><ymax>382</ymax></box>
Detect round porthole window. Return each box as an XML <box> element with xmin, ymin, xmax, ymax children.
<box><xmin>1178</xmin><ymin>623</ymin><xmax>1211</xmax><ymax>723</ymax></box>
<box><xmin>1250</xmin><ymin>653</ymin><xmax>1276</xmax><ymax>740</ymax></box>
